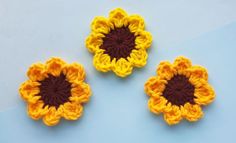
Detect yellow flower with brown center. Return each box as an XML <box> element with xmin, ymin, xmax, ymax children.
<box><xmin>86</xmin><ymin>8</ymin><xmax>152</xmax><ymax>77</ymax></box>
<box><xmin>145</xmin><ymin>56</ymin><xmax>215</xmax><ymax>125</ymax></box>
<box><xmin>19</xmin><ymin>58</ymin><xmax>92</xmax><ymax>126</ymax></box>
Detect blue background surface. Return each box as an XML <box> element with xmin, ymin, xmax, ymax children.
<box><xmin>0</xmin><ymin>0</ymin><xmax>236</xmax><ymax>143</ymax></box>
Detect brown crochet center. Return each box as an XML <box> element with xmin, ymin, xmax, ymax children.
<box><xmin>38</xmin><ymin>73</ymin><xmax>72</xmax><ymax>108</ymax></box>
<box><xmin>162</xmin><ymin>75</ymin><xmax>195</xmax><ymax>106</ymax></box>
<box><xmin>100</xmin><ymin>26</ymin><xmax>136</xmax><ymax>60</ymax></box>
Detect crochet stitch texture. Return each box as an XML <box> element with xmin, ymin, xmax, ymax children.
<box><xmin>19</xmin><ymin>57</ymin><xmax>91</xmax><ymax>126</ymax></box>
<box><xmin>86</xmin><ymin>8</ymin><xmax>152</xmax><ymax>77</ymax></box>
<box><xmin>145</xmin><ymin>56</ymin><xmax>215</xmax><ymax>125</ymax></box>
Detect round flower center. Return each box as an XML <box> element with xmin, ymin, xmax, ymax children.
<box><xmin>162</xmin><ymin>75</ymin><xmax>195</xmax><ymax>106</ymax></box>
<box><xmin>100</xmin><ymin>27</ymin><xmax>136</xmax><ymax>60</ymax></box>
<box><xmin>39</xmin><ymin>73</ymin><xmax>72</xmax><ymax>108</ymax></box>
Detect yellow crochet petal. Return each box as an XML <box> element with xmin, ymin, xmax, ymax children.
<box><xmin>45</xmin><ymin>57</ymin><xmax>66</xmax><ymax>77</ymax></box>
<box><xmin>93</xmin><ymin>51</ymin><xmax>112</xmax><ymax>72</ymax></box>
<box><xmin>163</xmin><ymin>105</ymin><xmax>182</xmax><ymax>125</ymax></box>
<box><xmin>128</xmin><ymin>49</ymin><xmax>148</xmax><ymax>67</ymax></box>
<box><xmin>127</xmin><ymin>15</ymin><xmax>145</xmax><ymax>33</ymax></box>
<box><xmin>194</xmin><ymin>82</ymin><xmax>215</xmax><ymax>105</ymax></box>
<box><xmin>27</xmin><ymin>63</ymin><xmax>47</xmax><ymax>81</ymax></box>
<box><xmin>163</xmin><ymin>103</ymin><xmax>173</xmax><ymax>113</ymax></box>
<box><xmin>86</xmin><ymin>33</ymin><xmax>104</xmax><ymax>53</ymax></box>
<box><xmin>42</xmin><ymin>107</ymin><xmax>62</xmax><ymax>126</ymax></box>
<box><xmin>135</xmin><ymin>31</ymin><xmax>152</xmax><ymax>49</ymax></box>
<box><xmin>157</xmin><ymin>61</ymin><xmax>176</xmax><ymax>80</ymax></box>
<box><xmin>27</xmin><ymin>101</ymin><xmax>49</xmax><ymax>120</ymax></box>
<box><xmin>62</xmin><ymin>102</ymin><xmax>83</xmax><ymax>120</ymax></box>
<box><xmin>63</xmin><ymin>63</ymin><xmax>85</xmax><ymax>82</ymax></box>
<box><xmin>113</xmin><ymin>58</ymin><xmax>133</xmax><ymax>77</ymax></box>
<box><xmin>181</xmin><ymin>103</ymin><xmax>203</xmax><ymax>122</ymax></box>
<box><xmin>148</xmin><ymin>97</ymin><xmax>168</xmax><ymax>114</ymax></box>
<box><xmin>109</xmin><ymin>8</ymin><xmax>128</xmax><ymax>28</ymax></box>
<box><xmin>91</xmin><ymin>16</ymin><xmax>113</xmax><ymax>34</ymax></box>
<box><xmin>173</xmin><ymin>56</ymin><xmax>192</xmax><ymax>75</ymax></box>
<box><xmin>187</xmin><ymin>65</ymin><xmax>208</xmax><ymax>81</ymax></box>
<box><xmin>144</xmin><ymin>77</ymin><xmax>166</xmax><ymax>98</ymax></box>
<box><xmin>19</xmin><ymin>80</ymin><xmax>41</xmax><ymax>103</ymax></box>
<box><xmin>70</xmin><ymin>81</ymin><xmax>91</xmax><ymax>103</ymax></box>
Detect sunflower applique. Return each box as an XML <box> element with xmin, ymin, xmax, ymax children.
<box><xmin>145</xmin><ymin>56</ymin><xmax>215</xmax><ymax>125</ymax></box>
<box><xmin>86</xmin><ymin>8</ymin><xmax>152</xmax><ymax>77</ymax></box>
<box><xmin>19</xmin><ymin>58</ymin><xmax>92</xmax><ymax>126</ymax></box>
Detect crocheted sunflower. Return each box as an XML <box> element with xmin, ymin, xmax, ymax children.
<box><xmin>86</xmin><ymin>8</ymin><xmax>152</xmax><ymax>77</ymax></box>
<box><xmin>145</xmin><ymin>56</ymin><xmax>215</xmax><ymax>125</ymax></box>
<box><xmin>19</xmin><ymin>58</ymin><xmax>91</xmax><ymax>126</ymax></box>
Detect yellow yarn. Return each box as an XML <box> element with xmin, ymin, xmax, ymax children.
<box><xmin>145</xmin><ymin>56</ymin><xmax>215</xmax><ymax>125</ymax></box>
<box><xmin>19</xmin><ymin>57</ymin><xmax>92</xmax><ymax>126</ymax></box>
<box><xmin>86</xmin><ymin>8</ymin><xmax>152</xmax><ymax>77</ymax></box>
